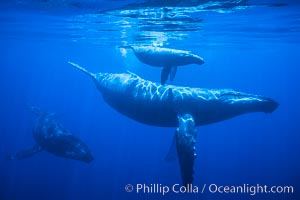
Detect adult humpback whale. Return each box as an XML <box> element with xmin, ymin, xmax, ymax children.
<box><xmin>120</xmin><ymin>46</ymin><xmax>205</xmax><ymax>85</ymax></box>
<box><xmin>8</xmin><ymin>106</ymin><xmax>93</xmax><ymax>163</ymax></box>
<box><xmin>68</xmin><ymin>61</ymin><xmax>278</xmax><ymax>184</ymax></box>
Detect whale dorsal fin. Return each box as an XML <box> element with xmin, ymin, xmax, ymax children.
<box><xmin>175</xmin><ymin>114</ymin><xmax>197</xmax><ymax>185</ymax></box>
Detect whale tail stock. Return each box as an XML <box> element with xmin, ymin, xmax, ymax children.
<box><xmin>67</xmin><ymin>61</ymin><xmax>96</xmax><ymax>80</ymax></box>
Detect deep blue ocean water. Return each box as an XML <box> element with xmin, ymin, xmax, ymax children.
<box><xmin>0</xmin><ymin>0</ymin><xmax>300</xmax><ymax>200</ymax></box>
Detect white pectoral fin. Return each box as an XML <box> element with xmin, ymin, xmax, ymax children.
<box><xmin>7</xmin><ymin>144</ymin><xmax>42</xmax><ymax>160</ymax></box>
<box><xmin>67</xmin><ymin>61</ymin><xmax>96</xmax><ymax>79</ymax></box>
<box><xmin>161</xmin><ymin>66</ymin><xmax>177</xmax><ymax>84</ymax></box>
<box><xmin>175</xmin><ymin>114</ymin><xmax>197</xmax><ymax>185</ymax></box>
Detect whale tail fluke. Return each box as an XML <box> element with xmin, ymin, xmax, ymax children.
<box><xmin>68</xmin><ymin>61</ymin><xmax>96</xmax><ymax>79</ymax></box>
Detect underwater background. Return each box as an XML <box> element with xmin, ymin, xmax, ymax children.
<box><xmin>0</xmin><ymin>0</ymin><xmax>299</xmax><ymax>199</ymax></box>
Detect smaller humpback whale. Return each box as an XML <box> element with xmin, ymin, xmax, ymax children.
<box><xmin>68</xmin><ymin>61</ymin><xmax>278</xmax><ymax>185</ymax></box>
<box><xmin>7</xmin><ymin>106</ymin><xmax>93</xmax><ymax>163</ymax></box>
<box><xmin>119</xmin><ymin>46</ymin><xmax>205</xmax><ymax>85</ymax></box>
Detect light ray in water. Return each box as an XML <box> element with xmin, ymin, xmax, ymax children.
<box><xmin>119</xmin><ymin>47</ymin><xmax>128</xmax><ymax>57</ymax></box>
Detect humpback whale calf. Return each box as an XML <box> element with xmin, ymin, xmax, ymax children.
<box><xmin>8</xmin><ymin>106</ymin><xmax>93</xmax><ymax>163</ymax></box>
<box><xmin>120</xmin><ymin>46</ymin><xmax>205</xmax><ymax>85</ymax></box>
<box><xmin>68</xmin><ymin>61</ymin><xmax>278</xmax><ymax>184</ymax></box>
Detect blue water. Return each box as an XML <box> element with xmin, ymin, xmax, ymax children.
<box><xmin>0</xmin><ymin>0</ymin><xmax>299</xmax><ymax>200</ymax></box>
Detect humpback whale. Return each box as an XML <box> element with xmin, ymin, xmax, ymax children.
<box><xmin>68</xmin><ymin>61</ymin><xmax>278</xmax><ymax>184</ymax></box>
<box><xmin>120</xmin><ymin>46</ymin><xmax>205</xmax><ymax>85</ymax></box>
<box><xmin>8</xmin><ymin>106</ymin><xmax>93</xmax><ymax>163</ymax></box>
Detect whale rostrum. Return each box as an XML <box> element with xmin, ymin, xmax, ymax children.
<box><xmin>68</xmin><ymin>61</ymin><xmax>278</xmax><ymax>185</ymax></box>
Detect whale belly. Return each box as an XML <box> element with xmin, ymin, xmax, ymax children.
<box><xmin>134</xmin><ymin>50</ymin><xmax>192</xmax><ymax>67</ymax></box>
<box><xmin>101</xmin><ymin>90</ymin><xmax>179</xmax><ymax>127</ymax></box>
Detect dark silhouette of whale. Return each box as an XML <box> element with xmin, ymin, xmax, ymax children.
<box><xmin>119</xmin><ymin>46</ymin><xmax>205</xmax><ymax>85</ymax></box>
<box><xmin>8</xmin><ymin>106</ymin><xmax>93</xmax><ymax>163</ymax></box>
<box><xmin>68</xmin><ymin>61</ymin><xmax>278</xmax><ymax>184</ymax></box>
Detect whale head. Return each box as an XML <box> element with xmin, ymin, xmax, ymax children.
<box><xmin>45</xmin><ymin>134</ymin><xmax>94</xmax><ymax>163</ymax></box>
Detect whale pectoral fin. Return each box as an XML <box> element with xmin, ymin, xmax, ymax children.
<box><xmin>176</xmin><ymin>114</ymin><xmax>197</xmax><ymax>185</ymax></box>
<box><xmin>68</xmin><ymin>61</ymin><xmax>96</xmax><ymax>80</ymax></box>
<box><xmin>165</xmin><ymin>134</ymin><xmax>178</xmax><ymax>162</ymax></box>
<box><xmin>161</xmin><ymin>66</ymin><xmax>172</xmax><ymax>85</ymax></box>
<box><xmin>169</xmin><ymin>66</ymin><xmax>178</xmax><ymax>81</ymax></box>
<box><xmin>7</xmin><ymin>144</ymin><xmax>42</xmax><ymax>160</ymax></box>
